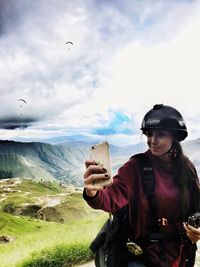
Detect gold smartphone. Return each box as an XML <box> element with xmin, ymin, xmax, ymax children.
<box><xmin>90</xmin><ymin>141</ymin><xmax>112</xmax><ymax>187</ymax></box>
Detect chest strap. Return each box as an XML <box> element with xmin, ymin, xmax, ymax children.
<box><xmin>131</xmin><ymin>153</ymin><xmax>158</xmax><ymax>230</ymax></box>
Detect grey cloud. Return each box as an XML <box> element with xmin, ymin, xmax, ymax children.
<box><xmin>0</xmin><ymin>0</ymin><xmax>20</xmax><ymax>36</ymax></box>
<box><xmin>0</xmin><ymin>116</ymin><xmax>37</xmax><ymax>129</ymax></box>
<box><xmin>0</xmin><ymin>0</ymin><xmax>108</xmax><ymax>125</ymax></box>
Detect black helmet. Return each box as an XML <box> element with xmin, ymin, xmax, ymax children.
<box><xmin>141</xmin><ymin>104</ymin><xmax>188</xmax><ymax>141</ymax></box>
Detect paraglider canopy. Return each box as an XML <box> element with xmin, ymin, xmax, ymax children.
<box><xmin>66</xmin><ymin>41</ymin><xmax>73</xmax><ymax>50</ymax></box>
<box><xmin>66</xmin><ymin>41</ymin><xmax>73</xmax><ymax>45</ymax></box>
<box><xmin>18</xmin><ymin>99</ymin><xmax>26</xmax><ymax>104</ymax></box>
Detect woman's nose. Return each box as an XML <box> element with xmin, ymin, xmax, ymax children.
<box><xmin>151</xmin><ymin>133</ymin><xmax>158</xmax><ymax>144</ymax></box>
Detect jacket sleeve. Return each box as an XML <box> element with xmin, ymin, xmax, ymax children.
<box><xmin>83</xmin><ymin>159</ymin><xmax>137</xmax><ymax>214</ymax></box>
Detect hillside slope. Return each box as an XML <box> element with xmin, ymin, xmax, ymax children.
<box><xmin>0</xmin><ymin>140</ymin><xmax>85</xmax><ymax>185</ymax></box>
<box><xmin>0</xmin><ymin>139</ymin><xmax>199</xmax><ymax>186</ymax></box>
<box><xmin>0</xmin><ymin>140</ymin><xmax>147</xmax><ymax>185</ymax></box>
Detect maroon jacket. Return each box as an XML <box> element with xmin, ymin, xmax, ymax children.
<box><xmin>84</xmin><ymin>150</ymin><xmax>197</xmax><ymax>267</ymax></box>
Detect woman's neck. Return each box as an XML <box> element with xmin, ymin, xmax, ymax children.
<box><xmin>152</xmin><ymin>152</ymin><xmax>173</xmax><ymax>172</ymax></box>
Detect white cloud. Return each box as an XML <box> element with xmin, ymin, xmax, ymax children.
<box><xmin>1</xmin><ymin>0</ymin><xmax>200</xmax><ymax>144</ymax></box>
<box><xmin>88</xmin><ymin>12</ymin><xmax>200</xmax><ymax>141</ymax></box>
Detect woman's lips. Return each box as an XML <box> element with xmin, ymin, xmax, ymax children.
<box><xmin>151</xmin><ymin>146</ymin><xmax>160</xmax><ymax>150</ymax></box>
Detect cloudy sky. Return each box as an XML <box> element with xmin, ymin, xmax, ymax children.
<box><xmin>0</xmin><ymin>0</ymin><xmax>200</xmax><ymax>146</ymax></box>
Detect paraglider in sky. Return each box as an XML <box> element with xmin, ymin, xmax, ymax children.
<box><xmin>66</xmin><ymin>41</ymin><xmax>73</xmax><ymax>49</ymax></box>
<box><xmin>18</xmin><ymin>99</ymin><xmax>26</xmax><ymax>117</ymax></box>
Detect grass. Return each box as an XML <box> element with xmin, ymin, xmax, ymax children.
<box><xmin>0</xmin><ymin>179</ymin><xmax>107</xmax><ymax>266</ymax></box>
<box><xmin>0</xmin><ymin>179</ymin><xmax>68</xmax><ymax>214</ymax></box>
<box><xmin>0</xmin><ymin>208</ymin><xmax>107</xmax><ymax>267</ymax></box>
<box><xmin>0</xmin><ymin>179</ymin><xmax>65</xmax><ymax>216</ymax></box>
<box><xmin>19</xmin><ymin>240</ymin><xmax>93</xmax><ymax>267</ymax></box>
<box><xmin>15</xmin><ymin>179</ymin><xmax>65</xmax><ymax>196</ymax></box>
<box><xmin>1</xmin><ymin>195</ymin><xmax>35</xmax><ymax>212</ymax></box>
<box><xmin>1</xmin><ymin>179</ymin><xmax>101</xmax><ymax>223</ymax></box>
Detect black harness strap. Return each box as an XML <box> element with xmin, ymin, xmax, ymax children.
<box><xmin>131</xmin><ymin>153</ymin><xmax>167</xmax><ymax>262</ymax></box>
<box><xmin>131</xmin><ymin>153</ymin><xmax>158</xmax><ymax>230</ymax></box>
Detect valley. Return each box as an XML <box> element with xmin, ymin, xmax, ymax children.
<box><xmin>0</xmin><ymin>139</ymin><xmax>199</xmax><ymax>266</ymax></box>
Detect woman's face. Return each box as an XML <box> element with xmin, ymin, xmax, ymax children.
<box><xmin>146</xmin><ymin>129</ymin><xmax>174</xmax><ymax>158</ymax></box>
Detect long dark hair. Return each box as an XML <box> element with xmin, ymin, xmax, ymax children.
<box><xmin>171</xmin><ymin>140</ymin><xmax>200</xmax><ymax>220</ymax></box>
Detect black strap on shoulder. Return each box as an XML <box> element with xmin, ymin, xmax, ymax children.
<box><xmin>130</xmin><ymin>153</ymin><xmax>158</xmax><ymax>230</ymax></box>
<box><xmin>130</xmin><ymin>153</ymin><xmax>169</xmax><ymax>264</ymax></box>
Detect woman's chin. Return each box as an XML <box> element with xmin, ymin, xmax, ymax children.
<box><xmin>150</xmin><ymin>150</ymin><xmax>161</xmax><ymax>157</ymax></box>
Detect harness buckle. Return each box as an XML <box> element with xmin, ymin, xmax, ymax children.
<box><xmin>158</xmin><ymin>217</ymin><xmax>168</xmax><ymax>226</ymax></box>
<box><xmin>126</xmin><ymin>241</ymin><xmax>143</xmax><ymax>256</ymax></box>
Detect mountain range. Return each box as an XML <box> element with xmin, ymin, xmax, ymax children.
<box><xmin>0</xmin><ymin>138</ymin><xmax>199</xmax><ymax>185</ymax></box>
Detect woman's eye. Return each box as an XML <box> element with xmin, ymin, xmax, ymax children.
<box><xmin>146</xmin><ymin>131</ymin><xmax>168</xmax><ymax>138</ymax></box>
<box><xmin>157</xmin><ymin>132</ymin><xmax>167</xmax><ymax>138</ymax></box>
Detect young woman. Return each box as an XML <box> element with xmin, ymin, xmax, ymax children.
<box><xmin>83</xmin><ymin>104</ymin><xmax>200</xmax><ymax>267</ymax></box>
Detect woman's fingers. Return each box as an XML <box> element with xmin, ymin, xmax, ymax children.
<box><xmin>84</xmin><ymin>161</ymin><xmax>107</xmax><ymax>179</ymax></box>
<box><xmin>183</xmin><ymin>223</ymin><xmax>200</xmax><ymax>243</ymax></box>
<box><xmin>85</xmin><ymin>159</ymin><xmax>97</xmax><ymax>169</ymax></box>
<box><xmin>84</xmin><ymin>173</ymin><xmax>110</xmax><ymax>186</ymax></box>
<box><xmin>83</xmin><ymin>160</ymin><xmax>109</xmax><ymax>197</ymax></box>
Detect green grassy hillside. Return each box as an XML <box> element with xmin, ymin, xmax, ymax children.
<box><xmin>0</xmin><ymin>178</ymin><xmax>107</xmax><ymax>266</ymax></box>
<box><xmin>0</xmin><ymin>178</ymin><xmax>105</xmax><ymax>224</ymax></box>
<box><xmin>15</xmin><ymin>179</ymin><xmax>65</xmax><ymax>195</ymax></box>
<box><xmin>0</xmin><ymin>210</ymin><xmax>106</xmax><ymax>267</ymax></box>
<box><xmin>0</xmin><ymin>179</ymin><xmax>89</xmax><ymax>221</ymax></box>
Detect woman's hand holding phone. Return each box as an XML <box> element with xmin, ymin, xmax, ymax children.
<box><xmin>84</xmin><ymin>142</ymin><xmax>112</xmax><ymax>197</ymax></box>
<box><xmin>84</xmin><ymin>159</ymin><xmax>110</xmax><ymax>197</ymax></box>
